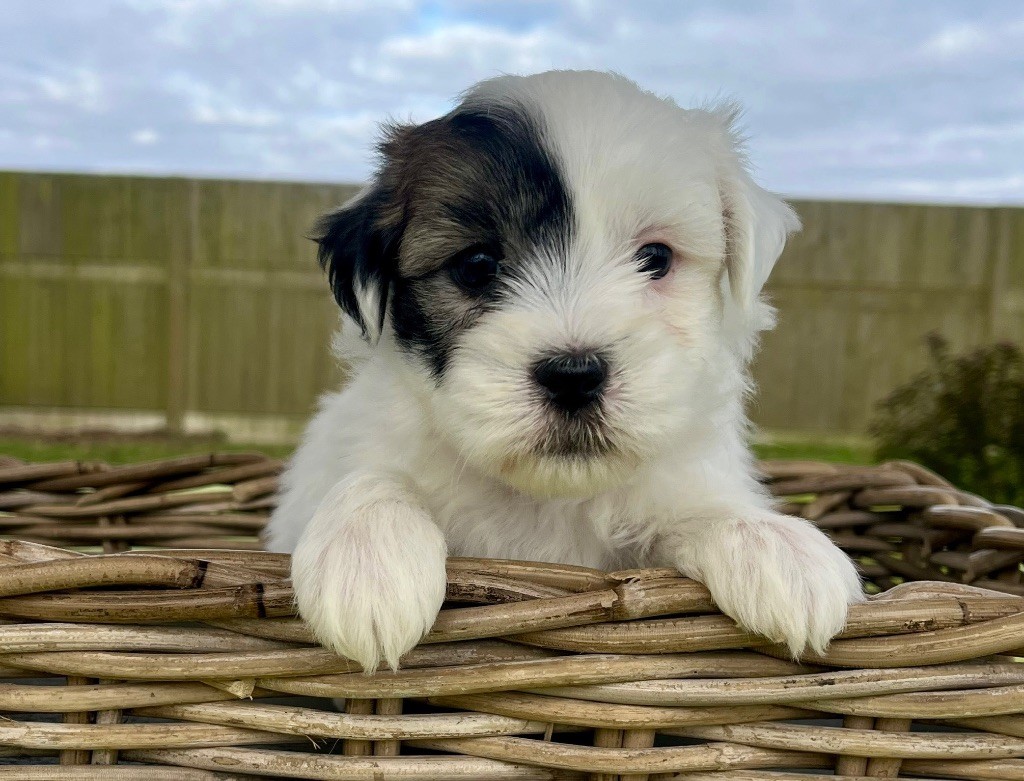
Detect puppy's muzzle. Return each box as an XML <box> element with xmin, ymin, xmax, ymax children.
<box><xmin>533</xmin><ymin>352</ymin><xmax>608</xmax><ymax>414</ymax></box>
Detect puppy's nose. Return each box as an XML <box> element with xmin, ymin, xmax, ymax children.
<box><xmin>533</xmin><ymin>352</ymin><xmax>608</xmax><ymax>413</ymax></box>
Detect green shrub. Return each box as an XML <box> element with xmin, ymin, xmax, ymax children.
<box><xmin>870</xmin><ymin>333</ymin><xmax>1024</xmax><ymax>507</ymax></box>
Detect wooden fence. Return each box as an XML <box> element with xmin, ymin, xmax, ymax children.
<box><xmin>1</xmin><ymin>170</ymin><xmax>1021</xmax><ymax>439</ymax></box>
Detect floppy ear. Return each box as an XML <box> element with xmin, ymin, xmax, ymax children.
<box><xmin>719</xmin><ymin>161</ymin><xmax>801</xmax><ymax>331</ymax></box>
<box><xmin>312</xmin><ymin>186</ymin><xmax>399</xmax><ymax>343</ymax></box>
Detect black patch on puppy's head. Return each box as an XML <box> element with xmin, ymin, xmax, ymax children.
<box><xmin>314</xmin><ymin>97</ymin><xmax>573</xmax><ymax>375</ymax></box>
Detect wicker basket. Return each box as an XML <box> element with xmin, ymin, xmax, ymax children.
<box><xmin>0</xmin><ymin>452</ymin><xmax>1021</xmax><ymax>781</ymax></box>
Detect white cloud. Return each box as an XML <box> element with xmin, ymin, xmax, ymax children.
<box><xmin>893</xmin><ymin>173</ymin><xmax>1024</xmax><ymax>201</ymax></box>
<box><xmin>192</xmin><ymin>103</ymin><xmax>282</xmax><ymax>128</ymax></box>
<box><xmin>131</xmin><ymin>128</ymin><xmax>159</xmax><ymax>145</ymax></box>
<box><xmin>921</xmin><ymin>23</ymin><xmax>990</xmax><ymax>57</ymax></box>
<box><xmin>36</xmin><ymin>68</ymin><xmax>107</xmax><ymax>111</ymax></box>
<box><xmin>30</xmin><ymin>134</ymin><xmax>74</xmax><ymax>152</ymax></box>
<box><xmin>380</xmin><ymin>22</ymin><xmax>573</xmax><ymax>67</ymax></box>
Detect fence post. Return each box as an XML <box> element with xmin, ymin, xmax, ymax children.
<box><xmin>164</xmin><ymin>180</ymin><xmax>195</xmax><ymax>435</ymax></box>
<box><xmin>985</xmin><ymin>207</ymin><xmax>1013</xmax><ymax>343</ymax></box>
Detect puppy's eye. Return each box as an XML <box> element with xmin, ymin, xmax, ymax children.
<box><xmin>449</xmin><ymin>249</ymin><xmax>499</xmax><ymax>294</ymax></box>
<box><xmin>635</xmin><ymin>242</ymin><xmax>673</xmax><ymax>280</ymax></box>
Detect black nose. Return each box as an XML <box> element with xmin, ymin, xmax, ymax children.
<box><xmin>533</xmin><ymin>352</ymin><xmax>608</xmax><ymax>413</ymax></box>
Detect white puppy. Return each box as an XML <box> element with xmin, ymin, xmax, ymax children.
<box><xmin>266</xmin><ymin>70</ymin><xmax>863</xmax><ymax>672</ymax></box>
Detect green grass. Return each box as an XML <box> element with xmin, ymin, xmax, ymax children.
<box><xmin>752</xmin><ymin>440</ymin><xmax>875</xmax><ymax>464</ymax></box>
<box><xmin>0</xmin><ymin>436</ymin><xmax>294</xmax><ymax>464</ymax></box>
<box><xmin>1</xmin><ymin>432</ymin><xmax>875</xmax><ymax>466</ymax></box>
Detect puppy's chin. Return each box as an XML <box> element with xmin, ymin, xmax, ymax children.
<box><xmin>491</xmin><ymin>450</ymin><xmax>641</xmax><ymax>499</ymax></box>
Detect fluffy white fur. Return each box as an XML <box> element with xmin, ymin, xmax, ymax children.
<box><xmin>266</xmin><ymin>70</ymin><xmax>863</xmax><ymax>672</ymax></box>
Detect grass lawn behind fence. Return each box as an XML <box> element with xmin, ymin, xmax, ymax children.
<box><xmin>753</xmin><ymin>434</ymin><xmax>874</xmax><ymax>465</ymax></box>
<box><xmin>0</xmin><ymin>435</ymin><xmax>294</xmax><ymax>464</ymax></box>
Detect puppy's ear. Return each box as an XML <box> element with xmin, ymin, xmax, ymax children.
<box><xmin>312</xmin><ymin>186</ymin><xmax>399</xmax><ymax>343</ymax></box>
<box><xmin>716</xmin><ymin>123</ymin><xmax>800</xmax><ymax>330</ymax></box>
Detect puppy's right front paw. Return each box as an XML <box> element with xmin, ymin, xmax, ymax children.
<box><xmin>290</xmin><ymin>474</ymin><xmax>448</xmax><ymax>672</ymax></box>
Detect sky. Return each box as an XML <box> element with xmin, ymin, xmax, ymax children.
<box><xmin>1</xmin><ymin>1</ymin><xmax>1023</xmax><ymax>204</ymax></box>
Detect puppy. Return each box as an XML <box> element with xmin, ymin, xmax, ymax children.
<box><xmin>265</xmin><ymin>70</ymin><xmax>863</xmax><ymax>671</ymax></box>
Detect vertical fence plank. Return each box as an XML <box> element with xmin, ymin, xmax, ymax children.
<box><xmin>164</xmin><ymin>180</ymin><xmax>194</xmax><ymax>435</ymax></box>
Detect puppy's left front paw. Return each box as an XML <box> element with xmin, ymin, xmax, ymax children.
<box><xmin>678</xmin><ymin>512</ymin><xmax>863</xmax><ymax>656</ymax></box>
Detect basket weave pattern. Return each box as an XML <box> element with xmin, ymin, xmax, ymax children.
<box><xmin>0</xmin><ymin>452</ymin><xmax>1022</xmax><ymax>780</ymax></box>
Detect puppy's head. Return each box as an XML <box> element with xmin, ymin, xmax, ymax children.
<box><xmin>316</xmin><ymin>70</ymin><xmax>798</xmax><ymax>498</ymax></box>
